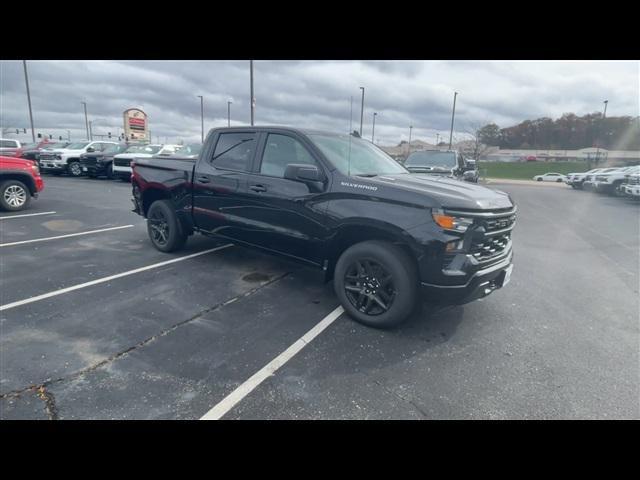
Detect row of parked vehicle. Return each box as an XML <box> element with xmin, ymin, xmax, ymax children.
<box><xmin>1</xmin><ymin>137</ymin><xmax>202</xmax><ymax>181</ymax></box>
<box><xmin>565</xmin><ymin>166</ymin><xmax>640</xmax><ymax>199</ymax></box>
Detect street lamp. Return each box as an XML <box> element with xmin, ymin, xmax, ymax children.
<box><xmin>250</xmin><ymin>60</ymin><xmax>255</xmax><ymax>126</ymax></box>
<box><xmin>23</xmin><ymin>61</ymin><xmax>36</xmax><ymax>143</ymax></box>
<box><xmin>66</xmin><ymin>130</ymin><xmax>71</xmax><ymax>142</ymax></box>
<box><xmin>594</xmin><ymin>100</ymin><xmax>609</xmax><ymax>166</ymax></box>
<box><xmin>88</xmin><ymin>120</ymin><xmax>93</xmax><ymax>140</ymax></box>
<box><xmin>371</xmin><ymin>112</ymin><xmax>377</xmax><ymax>143</ymax></box>
<box><xmin>197</xmin><ymin>95</ymin><xmax>204</xmax><ymax>143</ymax></box>
<box><xmin>448</xmin><ymin>91</ymin><xmax>458</xmax><ymax>150</ymax></box>
<box><xmin>359</xmin><ymin>87</ymin><xmax>365</xmax><ymax>137</ymax></box>
<box><xmin>81</xmin><ymin>101</ymin><xmax>89</xmax><ymax>140</ymax></box>
<box><xmin>435</xmin><ymin>133</ymin><xmax>440</xmax><ymax>145</ymax></box>
<box><xmin>227</xmin><ymin>100</ymin><xmax>232</xmax><ymax>127</ymax></box>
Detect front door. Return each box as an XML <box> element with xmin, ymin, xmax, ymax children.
<box><xmin>236</xmin><ymin>132</ymin><xmax>330</xmax><ymax>266</ymax></box>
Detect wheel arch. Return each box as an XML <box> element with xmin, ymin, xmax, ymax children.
<box><xmin>0</xmin><ymin>172</ymin><xmax>37</xmax><ymax>194</ymax></box>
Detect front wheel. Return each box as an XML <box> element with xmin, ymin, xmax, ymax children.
<box><xmin>536</xmin><ymin>177</ymin><xmax>543</xmax><ymax>182</ymax></box>
<box><xmin>0</xmin><ymin>179</ymin><xmax>31</xmax><ymax>211</ymax></box>
<box><xmin>334</xmin><ymin>240</ymin><xmax>418</xmax><ymax>329</ymax></box>
<box><xmin>146</xmin><ymin>199</ymin><xmax>188</xmax><ymax>252</ymax></box>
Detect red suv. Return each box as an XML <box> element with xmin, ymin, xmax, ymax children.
<box><xmin>0</xmin><ymin>155</ymin><xmax>45</xmax><ymax>211</ymax></box>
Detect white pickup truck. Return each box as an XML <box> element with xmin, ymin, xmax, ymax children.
<box><xmin>38</xmin><ymin>140</ymin><xmax>120</xmax><ymax>176</ymax></box>
<box><xmin>592</xmin><ymin>166</ymin><xmax>640</xmax><ymax>196</ymax></box>
<box><xmin>622</xmin><ymin>171</ymin><xmax>640</xmax><ymax>198</ymax></box>
<box><xmin>112</xmin><ymin>144</ymin><xmax>183</xmax><ymax>181</ymax></box>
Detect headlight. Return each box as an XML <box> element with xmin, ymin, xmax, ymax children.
<box><xmin>31</xmin><ymin>164</ymin><xmax>40</xmax><ymax>175</ymax></box>
<box><xmin>55</xmin><ymin>154</ymin><xmax>62</xmax><ymax>159</ymax></box>
<box><xmin>432</xmin><ymin>209</ymin><xmax>474</xmax><ymax>232</ymax></box>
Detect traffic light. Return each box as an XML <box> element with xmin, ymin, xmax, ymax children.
<box><xmin>131</xmin><ymin>133</ymin><xmax>134</xmax><ymax>139</ymax></box>
<box><xmin>108</xmin><ymin>132</ymin><xmax>112</xmax><ymax>138</ymax></box>
<box><xmin>59</xmin><ymin>136</ymin><xmax>63</xmax><ymax>141</ymax></box>
<box><xmin>23</xmin><ymin>128</ymin><xmax>27</xmax><ymax>133</ymax></box>
<box><xmin>16</xmin><ymin>129</ymin><xmax>19</xmax><ymax>134</ymax></box>
<box><xmin>37</xmin><ymin>133</ymin><xmax>42</xmax><ymax>138</ymax></box>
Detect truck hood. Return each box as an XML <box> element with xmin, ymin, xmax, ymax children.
<box><xmin>44</xmin><ymin>148</ymin><xmax>84</xmax><ymax>154</ymax></box>
<box><xmin>114</xmin><ymin>153</ymin><xmax>154</xmax><ymax>159</ymax></box>
<box><xmin>366</xmin><ymin>173</ymin><xmax>514</xmax><ymax>210</ymax></box>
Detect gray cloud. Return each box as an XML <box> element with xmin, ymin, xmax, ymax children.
<box><xmin>1</xmin><ymin>60</ymin><xmax>638</xmax><ymax>145</ymax></box>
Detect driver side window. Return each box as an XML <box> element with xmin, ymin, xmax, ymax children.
<box><xmin>260</xmin><ymin>134</ymin><xmax>317</xmax><ymax>178</ymax></box>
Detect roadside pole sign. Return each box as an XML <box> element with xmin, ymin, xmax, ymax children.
<box><xmin>123</xmin><ymin>108</ymin><xmax>149</xmax><ymax>142</ymax></box>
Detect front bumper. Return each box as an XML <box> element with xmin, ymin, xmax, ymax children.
<box><xmin>39</xmin><ymin>161</ymin><xmax>67</xmax><ymax>172</ymax></box>
<box><xmin>421</xmin><ymin>249</ymin><xmax>513</xmax><ymax>305</ymax></box>
<box><xmin>80</xmin><ymin>162</ymin><xmax>108</xmax><ymax>176</ymax></box>
<box><xmin>623</xmin><ymin>185</ymin><xmax>640</xmax><ymax>197</ymax></box>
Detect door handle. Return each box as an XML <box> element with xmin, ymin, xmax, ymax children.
<box><xmin>196</xmin><ymin>176</ymin><xmax>211</xmax><ymax>183</ymax></box>
<box><xmin>249</xmin><ymin>184</ymin><xmax>267</xmax><ymax>193</ymax></box>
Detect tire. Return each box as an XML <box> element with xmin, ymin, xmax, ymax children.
<box><xmin>146</xmin><ymin>199</ymin><xmax>188</xmax><ymax>252</ymax></box>
<box><xmin>0</xmin><ymin>179</ymin><xmax>31</xmax><ymax>211</ymax></box>
<box><xmin>68</xmin><ymin>161</ymin><xmax>82</xmax><ymax>177</ymax></box>
<box><xmin>119</xmin><ymin>176</ymin><xmax>130</xmax><ymax>182</ymax></box>
<box><xmin>556</xmin><ymin>178</ymin><xmax>562</xmax><ymax>183</ymax></box>
<box><xmin>334</xmin><ymin>240</ymin><xmax>418</xmax><ymax>329</ymax></box>
<box><xmin>106</xmin><ymin>163</ymin><xmax>114</xmax><ymax>180</ymax></box>
<box><xmin>536</xmin><ymin>178</ymin><xmax>543</xmax><ymax>182</ymax></box>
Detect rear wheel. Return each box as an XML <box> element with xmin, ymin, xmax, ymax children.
<box><xmin>68</xmin><ymin>161</ymin><xmax>82</xmax><ymax>177</ymax></box>
<box><xmin>0</xmin><ymin>180</ymin><xmax>31</xmax><ymax>211</ymax></box>
<box><xmin>334</xmin><ymin>240</ymin><xmax>418</xmax><ymax>329</ymax></box>
<box><xmin>146</xmin><ymin>199</ymin><xmax>188</xmax><ymax>252</ymax></box>
<box><xmin>106</xmin><ymin>163</ymin><xmax>114</xmax><ymax>180</ymax></box>
<box><xmin>537</xmin><ymin>177</ymin><xmax>543</xmax><ymax>182</ymax></box>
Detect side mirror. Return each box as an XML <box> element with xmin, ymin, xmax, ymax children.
<box><xmin>86</xmin><ymin>147</ymin><xmax>95</xmax><ymax>153</ymax></box>
<box><xmin>284</xmin><ymin>164</ymin><xmax>324</xmax><ymax>183</ymax></box>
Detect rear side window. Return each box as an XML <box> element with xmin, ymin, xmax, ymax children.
<box><xmin>1</xmin><ymin>140</ymin><xmax>19</xmax><ymax>148</ymax></box>
<box><xmin>260</xmin><ymin>134</ymin><xmax>317</xmax><ymax>178</ymax></box>
<box><xmin>211</xmin><ymin>132</ymin><xmax>256</xmax><ymax>171</ymax></box>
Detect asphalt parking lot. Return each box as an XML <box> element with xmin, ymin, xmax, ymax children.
<box><xmin>1</xmin><ymin>175</ymin><xmax>638</xmax><ymax>420</ymax></box>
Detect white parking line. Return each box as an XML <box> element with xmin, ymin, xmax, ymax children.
<box><xmin>200</xmin><ymin>305</ymin><xmax>344</xmax><ymax>420</ymax></box>
<box><xmin>0</xmin><ymin>225</ymin><xmax>134</xmax><ymax>247</ymax></box>
<box><xmin>0</xmin><ymin>243</ymin><xmax>233</xmax><ymax>312</ymax></box>
<box><xmin>0</xmin><ymin>211</ymin><xmax>57</xmax><ymax>220</ymax></box>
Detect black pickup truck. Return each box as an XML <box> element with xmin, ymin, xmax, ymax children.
<box><xmin>131</xmin><ymin>127</ymin><xmax>516</xmax><ymax>328</ymax></box>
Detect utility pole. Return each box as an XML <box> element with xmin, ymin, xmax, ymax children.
<box><xmin>88</xmin><ymin>121</ymin><xmax>93</xmax><ymax>140</ymax></box>
<box><xmin>372</xmin><ymin>112</ymin><xmax>377</xmax><ymax>143</ymax></box>
<box><xmin>81</xmin><ymin>101</ymin><xmax>89</xmax><ymax>140</ymax></box>
<box><xmin>227</xmin><ymin>100</ymin><xmax>232</xmax><ymax>127</ymax></box>
<box><xmin>448</xmin><ymin>91</ymin><xmax>458</xmax><ymax>150</ymax></box>
<box><xmin>250</xmin><ymin>60</ymin><xmax>255</xmax><ymax>126</ymax></box>
<box><xmin>197</xmin><ymin>95</ymin><xmax>204</xmax><ymax>143</ymax></box>
<box><xmin>23</xmin><ymin>61</ymin><xmax>36</xmax><ymax>142</ymax></box>
<box><xmin>436</xmin><ymin>133</ymin><xmax>440</xmax><ymax>145</ymax></box>
<box><xmin>359</xmin><ymin>87</ymin><xmax>365</xmax><ymax>136</ymax></box>
<box><xmin>594</xmin><ymin>99</ymin><xmax>609</xmax><ymax>166</ymax></box>
<box><xmin>66</xmin><ymin>130</ymin><xmax>71</xmax><ymax>142</ymax></box>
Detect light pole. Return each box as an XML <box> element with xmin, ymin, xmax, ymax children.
<box><xmin>250</xmin><ymin>60</ymin><xmax>255</xmax><ymax>126</ymax></box>
<box><xmin>81</xmin><ymin>101</ymin><xmax>89</xmax><ymax>140</ymax></box>
<box><xmin>359</xmin><ymin>87</ymin><xmax>365</xmax><ymax>137</ymax></box>
<box><xmin>594</xmin><ymin>100</ymin><xmax>608</xmax><ymax>166</ymax></box>
<box><xmin>371</xmin><ymin>112</ymin><xmax>377</xmax><ymax>143</ymax></box>
<box><xmin>448</xmin><ymin>91</ymin><xmax>458</xmax><ymax>150</ymax></box>
<box><xmin>349</xmin><ymin>96</ymin><xmax>353</xmax><ymax>134</ymax></box>
<box><xmin>66</xmin><ymin>130</ymin><xmax>71</xmax><ymax>142</ymax></box>
<box><xmin>227</xmin><ymin>100</ymin><xmax>232</xmax><ymax>127</ymax></box>
<box><xmin>88</xmin><ymin>121</ymin><xmax>93</xmax><ymax>140</ymax></box>
<box><xmin>22</xmin><ymin>61</ymin><xmax>36</xmax><ymax>142</ymax></box>
<box><xmin>197</xmin><ymin>95</ymin><xmax>204</xmax><ymax>143</ymax></box>
<box><xmin>435</xmin><ymin>133</ymin><xmax>440</xmax><ymax>145</ymax></box>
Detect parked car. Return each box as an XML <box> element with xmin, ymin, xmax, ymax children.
<box><xmin>583</xmin><ymin>167</ymin><xmax>619</xmax><ymax>190</ymax></box>
<box><xmin>20</xmin><ymin>140</ymin><xmax>67</xmax><ymax>164</ymax></box>
<box><xmin>79</xmin><ymin>142</ymin><xmax>129</xmax><ymax>179</ymax></box>
<box><xmin>621</xmin><ymin>171</ymin><xmax>640</xmax><ymax>199</ymax></box>
<box><xmin>533</xmin><ymin>173</ymin><xmax>567</xmax><ymax>182</ymax></box>
<box><xmin>38</xmin><ymin>140</ymin><xmax>120</xmax><ymax>177</ymax></box>
<box><xmin>566</xmin><ymin>168</ymin><xmax>603</xmax><ymax>189</ymax></box>
<box><xmin>404</xmin><ymin>150</ymin><xmax>468</xmax><ymax>180</ymax></box>
<box><xmin>112</xmin><ymin>144</ymin><xmax>181</xmax><ymax>181</ymax></box>
<box><xmin>0</xmin><ymin>138</ymin><xmax>24</xmax><ymax>158</ymax></box>
<box><xmin>131</xmin><ymin>127</ymin><xmax>516</xmax><ymax>329</ymax></box>
<box><xmin>0</xmin><ymin>155</ymin><xmax>44</xmax><ymax>211</ymax></box>
<box><xmin>162</xmin><ymin>143</ymin><xmax>202</xmax><ymax>159</ymax></box>
<box><xmin>462</xmin><ymin>159</ymin><xmax>480</xmax><ymax>183</ymax></box>
<box><xmin>593</xmin><ymin>166</ymin><xmax>640</xmax><ymax>196</ymax></box>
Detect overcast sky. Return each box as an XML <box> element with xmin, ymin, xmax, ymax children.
<box><xmin>1</xmin><ymin>60</ymin><xmax>638</xmax><ymax>145</ymax></box>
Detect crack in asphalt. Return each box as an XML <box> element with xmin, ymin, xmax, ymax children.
<box><xmin>372</xmin><ymin>379</ymin><xmax>430</xmax><ymax>419</ymax></box>
<box><xmin>0</xmin><ymin>272</ymin><xmax>291</xmax><ymax>408</ymax></box>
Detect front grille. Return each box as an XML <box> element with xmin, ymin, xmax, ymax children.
<box><xmin>482</xmin><ymin>214</ymin><xmax>516</xmax><ymax>233</ymax></box>
<box><xmin>114</xmin><ymin>158</ymin><xmax>131</xmax><ymax>167</ymax></box>
<box><xmin>625</xmin><ymin>175</ymin><xmax>640</xmax><ymax>185</ymax></box>
<box><xmin>471</xmin><ymin>232</ymin><xmax>511</xmax><ymax>262</ymax></box>
<box><xmin>39</xmin><ymin>153</ymin><xmax>57</xmax><ymax>161</ymax></box>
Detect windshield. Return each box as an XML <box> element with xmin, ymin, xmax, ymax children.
<box><xmin>66</xmin><ymin>142</ymin><xmax>90</xmax><ymax>149</ymax></box>
<box><xmin>309</xmin><ymin>134</ymin><xmax>407</xmax><ymax>176</ymax></box>
<box><xmin>406</xmin><ymin>151</ymin><xmax>457</xmax><ymax>168</ymax></box>
<box><xmin>43</xmin><ymin>142</ymin><xmax>68</xmax><ymax>149</ymax></box>
<box><xmin>103</xmin><ymin>144</ymin><xmax>126</xmax><ymax>154</ymax></box>
<box><xmin>0</xmin><ymin>140</ymin><xmax>19</xmax><ymax>148</ymax></box>
<box><xmin>124</xmin><ymin>145</ymin><xmax>162</xmax><ymax>154</ymax></box>
<box><xmin>178</xmin><ymin>143</ymin><xmax>202</xmax><ymax>156</ymax></box>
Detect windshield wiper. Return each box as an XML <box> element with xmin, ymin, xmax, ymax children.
<box><xmin>355</xmin><ymin>173</ymin><xmax>378</xmax><ymax>177</ymax></box>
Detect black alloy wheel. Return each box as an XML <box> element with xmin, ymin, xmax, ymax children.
<box><xmin>343</xmin><ymin>258</ymin><xmax>396</xmax><ymax>316</ymax></box>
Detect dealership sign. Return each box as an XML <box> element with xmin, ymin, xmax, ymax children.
<box><xmin>123</xmin><ymin>108</ymin><xmax>148</xmax><ymax>141</ymax></box>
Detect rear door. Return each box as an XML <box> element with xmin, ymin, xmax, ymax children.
<box><xmin>236</xmin><ymin>131</ymin><xmax>330</xmax><ymax>265</ymax></box>
<box><xmin>191</xmin><ymin>130</ymin><xmax>257</xmax><ymax>239</ymax></box>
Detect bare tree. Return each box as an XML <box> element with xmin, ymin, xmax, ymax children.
<box><xmin>462</xmin><ymin>121</ymin><xmax>495</xmax><ymax>161</ymax></box>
